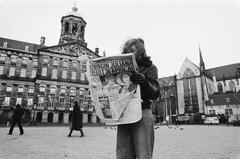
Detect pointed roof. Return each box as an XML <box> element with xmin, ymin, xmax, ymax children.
<box><xmin>199</xmin><ymin>46</ymin><xmax>205</xmax><ymax>70</ymax></box>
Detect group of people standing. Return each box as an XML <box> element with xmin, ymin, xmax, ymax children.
<box><xmin>7</xmin><ymin>101</ymin><xmax>84</xmax><ymax>138</ymax></box>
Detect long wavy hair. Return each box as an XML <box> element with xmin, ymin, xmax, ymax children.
<box><xmin>121</xmin><ymin>38</ymin><xmax>152</xmax><ymax>67</ymax></box>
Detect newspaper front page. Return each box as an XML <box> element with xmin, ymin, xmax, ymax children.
<box><xmin>86</xmin><ymin>53</ymin><xmax>142</xmax><ymax>125</ymax></box>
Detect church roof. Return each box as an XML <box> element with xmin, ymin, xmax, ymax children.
<box><xmin>207</xmin><ymin>63</ymin><xmax>240</xmax><ymax>81</ymax></box>
<box><xmin>0</xmin><ymin>37</ymin><xmax>40</xmax><ymax>53</ymax></box>
<box><xmin>206</xmin><ymin>92</ymin><xmax>240</xmax><ymax>106</ymax></box>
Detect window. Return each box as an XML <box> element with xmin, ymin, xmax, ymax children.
<box><xmin>229</xmin><ymin>81</ymin><xmax>236</xmax><ymax>92</ymax></box>
<box><xmin>4</xmin><ymin>97</ymin><xmax>10</xmax><ymax>106</ymax></box>
<box><xmin>27</xmin><ymin>98</ymin><xmax>33</xmax><ymax>106</ymax></box>
<box><xmin>16</xmin><ymin>98</ymin><xmax>22</xmax><ymax>104</ymax></box>
<box><xmin>0</xmin><ymin>56</ymin><xmax>6</xmax><ymax>61</ymax></box>
<box><xmin>225</xmin><ymin>108</ymin><xmax>233</xmax><ymax>115</ymax></box>
<box><xmin>209</xmin><ymin>109</ymin><xmax>216</xmax><ymax>115</ymax></box>
<box><xmin>20</xmin><ymin>69</ymin><xmax>26</xmax><ymax>77</ymax></box>
<box><xmin>79</xmin><ymin>88</ymin><xmax>85</xmax><ymax>95</ymax></box>
<box><xmin>50</xmin><ymin>87</ymin><xmax>56</xmax><ymax>94</ymax></box>
<box><xmin>22</xmin><ymin>58</ymin><xmax>28</xmax><ymax>65</ymax></box>
<box><xmin>60</xmin><ymin>98</ymin><xmax>65</xmax><ymax>107</ymax></box>
<box><xmin>43</xmin><ymin>58</ymin><xmax>48</xmax><ymax>63</ymax></box>
<box><xmin>29</xmin><ymin>88</ymin><xmax>34</xmax><ymax>93</ymax></box>
<box><xmin>217</xmin><ymin>83</ymin><xmax>223</xmax><ymax>93</ymax></box>
<box><xmin>42</xmin><ymin>67</ymin><xmax>47</xmax><ymax>76</ymax></box>
<box><xmin>226</xmin><ymin>98</ymin><xmax>230</xmax><ymax>103</ymax></box>
<box><xmin>39</xmin><ymin>97</ymin><xmax>44</xmax><ymax>103</ymax></box>
<box><xmin>40</xmin><ymin>87</ymin><xmax>45</xmax><ymax>92</ymax></box>
<box><xmin>53</xmin><ymin>59</ymin><xmax>58</xmax><ymax>66</ymax></box>
<box><xmin>72</xmin><ymin>62</ymin><xmax>78</xmax><ymax>68</ymax></box>
<box><xmin>9</xmin><ymin>67</ymin><xmax>15</xmax><ymax>76</ymax></box>
<box><xmin>210</xmin><ymin>99</ymin><xmax>214</xmax><ymax>104</ymax></box>
<box><xmin>18</xmin><ymin>87</ymin><xmax>24</xmax><ymax>92</ymax></box>
<box><xmin>62</xmin><ymin>70</ymin><xmax>67</xmax><ymax>79</ymax></box>
<box><xmin>80</xmin><ymin>73</ymin><xmax>85</xmax><ymax>81</ymax></box>
<box><xmin>52</xmin><ymin>69</ymin><xmax>58</xmax><ymax>79</ymax></box>
<box><xmin>82</xmin><ymin>62</ymin><xmax>86</xmax><ymax>71</ymax></box>
<box><xmin>11</xmin><ymin>57</ymin><xmax>17</xmax><ymax>63</ymax></box>
<box><xmin>6</xmin><ymin>86</ymin><xmax>12</xmax><ymax>92</ymax></box>
<box><xmin>32</xmin><ymin>61</ymin><xmax>38</xmax><ymax>66</ymax></box>
<box><xmin>31</xmin><ymin>69</ymin><xmax>37</xmax><ymax>78</ymax></box>
<box><xmin>70</xmin><ymin>89</ymin><xmax>76</xmax><ymax>95</ymax></box>
<box><xmin>71</xmin><ymin>71</ymin><xmax>76</xmax><ymax>80</ymax></box>
<box><xmin>63</xmin><ymin>61</ymin><xmax>68</xmax><ymax>67</ymax></box>
<box><xmin>0</xmin><ymin>66</ymin><xmax>4</xmax><ymax>75</ymax></box>
<box><xmin>60</xmin><ymin>88</ymin><xmax>65</xmax><ymax>94</ymax></box>
<box><xmin>65</xmin><ymin>22</ymin><xmax>69</xmax><ymax>33</ymax></box>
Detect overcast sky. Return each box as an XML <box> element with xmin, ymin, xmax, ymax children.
<box><xmin>0</xmin><ymin>0</ymin><xmax>239</xmax><ymax>77</ymax></box>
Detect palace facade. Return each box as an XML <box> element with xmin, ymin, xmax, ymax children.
<box><xmin>0</xmin><ymin>6</ymin><xmax>101</xmax><ymax>124</ymax></box>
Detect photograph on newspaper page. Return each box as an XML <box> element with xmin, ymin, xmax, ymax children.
<box><xmin>86</xmin><ymin>53</ymin><xmax>142</xmax><ymax>125</ymax></box>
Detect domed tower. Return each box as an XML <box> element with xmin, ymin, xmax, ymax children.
<box><xmin>59</xmin><ymin>5</ymin><xmax>87</xmax><ymax>46</ymax></box>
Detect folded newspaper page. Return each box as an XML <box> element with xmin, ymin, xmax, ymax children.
<box><xmin>86</xmin><ymin>53</ymin><xmax>142</xmax><ymax>125</ymax></box>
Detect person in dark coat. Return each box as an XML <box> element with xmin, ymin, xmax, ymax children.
<box><xmin>68</xmin><ymin>101</ymin><xmax>84</xmax><ymax>137</ymax></box>
<box><xmin>8</xmin><ymin>104</ymin><xmax>24</xmax><ymax>135</ymax></box>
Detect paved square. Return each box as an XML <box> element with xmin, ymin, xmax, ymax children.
<box><xmin>0</xmin><ymin>125</ymin><xmax>239</xmax><ymax>159</ymax></box>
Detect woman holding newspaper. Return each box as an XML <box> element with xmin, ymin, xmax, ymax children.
<box><xmin>116</xmin><ymin>38</ymin><xmax>160</xmax><ymax>159</ymax></box>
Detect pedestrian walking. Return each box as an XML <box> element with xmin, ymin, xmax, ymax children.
<box><xmin>8</xmin><ymin>104</ymin><xmax>24</xmax><ymax>135</ymax></box>
<box><xmin>116</xmin><ymin>38</ymin><xmax>160</xmax><ymax>159</ymax></box>
<box><xmin>68</xmin><ymin>101</ymin><xmax>84</xmax><ymax>137</ymax></box>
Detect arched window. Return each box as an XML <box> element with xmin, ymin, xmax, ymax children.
<box><xmin>229</xmin><ymin>81</ymin><xmax>236</xmax><ymax>92</ymax></box>
<box><xmin>65</xmin><ymin>22</ymin><xmax>69</xmax><ymax>33</ymax></box>
<box><xmin>217</xmin><ymin>83</ymin><xmax>223</xmax><ymax>93</ymax></box>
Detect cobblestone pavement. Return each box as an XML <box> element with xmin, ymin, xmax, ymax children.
<box><xmin>0</xmin><ymin>125</ymin><xmax>239</xmax><ymax>159</ymax></box>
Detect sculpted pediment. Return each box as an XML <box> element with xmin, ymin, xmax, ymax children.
<box><xmin>40</xmin><ymin>42</ymin><xmax>98</xmax><ymax>59</ymax></box>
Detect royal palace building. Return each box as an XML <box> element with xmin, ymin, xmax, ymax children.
<box><xmin>0</xmin><ymin>6</ymin><xmax>101</xmax><ymax>125</ymax></box>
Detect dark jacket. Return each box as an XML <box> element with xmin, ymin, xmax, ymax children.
<box><xmin>12</xmin><ymin>104</ymin><xmax>24</xmax><ymax>122</ymax></box>
<box><xmin>139</xmin><ymin>60</ymin><xmax>160</xmax><ymax>109</ymax></box>
<box><xmin>71</xmin><ymin>105</ymin><xmax>83</xmax><ymax>130</ymax></box>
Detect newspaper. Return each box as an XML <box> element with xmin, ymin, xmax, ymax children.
<box><xmin>86</xmin><ymin>53</ymin><xmax>142</xmax><ymax>125</ymax></box>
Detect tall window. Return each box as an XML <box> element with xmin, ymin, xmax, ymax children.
<box><xmin>4</xmin><ymin>97</ymin><xmax>10</xmax><ymax>106</ymax></box>
<box><xmin>50</xmin><ymin>87</ymin><xmax>56</xmax><ymax>94</ymax></box>
<box><xmin>229</xmin><ymin>81</ymin><xmax>236</xmax><ymax>92</ymax></box>
<box><xmin>42</xmin><ymin>67</ymin><xmax>47</xmax><ymax>76</ymax></box>
<box><xmin>0</xmin><ymin>66</ymin><xmax>4</xmax><ymax>75</ymax></box>
<box><xmin>32</xmin><ymin>60</ymin><xmax>38</xmax><ymax>66</ymax></box>
<box><xmin>27</xmin><ymin>98</ymin><xmax>33</xmax><ymax>106</ymax></box>
<box><xmin>20</xmin><ymin>68</ymin><xmax>26</xmax><ymax>77</ymax></box>
<box><xmin>22</xmin><ymin>58</ymin><xmax>28</xmax><ymax>65</ymax></box>
<box><xmin>53</xmin><ymin>59</ymin><xmax>58</xmax><ymax>66</ymax></box>
<box><xmin>29</xmin><ymin>88</ymin><xmax>34</xmax><ymax>93</ymax></box>
<box><xmin>62</xmin><ymin>70</ymin><xmax>67</xmax><ymax>79</ymax></box>
<box><xmin>72</xmin><ymin>62</ymin><xmax>78</xmax><ymax>68</ymax></box>
<box><xmin>11</xmin><ymin>56</ymin><xmax>17</xmax><ymax>63</ymax></box>
<box><xmin>16</xmin><ymin>98</ymin><xmax>22</xmax><ymax>104</ymax></box>
<box><xmin>71</xmin><ymin>71</ymin><xmax>76</xmax><ymax>80</ymax></box>
<box><xmin>9</xmin><ymin>67</ymin><xmax>15</xmax><ymax>76</ymax></box>
<box><xmin>18</xmin><ymin>87</ymin><xmax>24</xmax><ymax>93</ymax></box>
<box><xmin>0</xmin><ymin>56</ymin><xmax>6</xmax><ymax>62</ymax></box>
<box><xmin>217</xmin><ymin>83</ymin><xmax>223</xmax><ymax>93</ymax></box>
<box><xmin>80</xmin><ymin>73</ymin><xmax>85</xmax><ymax>81</ymax></box>
<box><xmin>63</xmin><ymin>61</ymin><xmax>68</xmax><ymax>67</ymax></box>
<box><xmin>6</xmin><ymin>86</ymin><xmax>12</xmax><ymax>92</ymax></box>
<box><xmin>82</xmin><ymin>62</ymin><xmax>86</xmax><ymax>71</ymax></box>
<box><xmin>60</xmin><ymin>98</ymin><xmax>65</xmax><ymax>107</ymax></box>
<box><xmin>52</xmin><ymin>69</ymin><xmax>58</xmax><ymax>79</ymax></box>
<box><xmin>31</xmin><ymin>69</ymin><xmax>37</xmax><ymax>78</ymax></box>
<box><xmin>39</xmin><ymin>97</ymin><xmax>44</xmax><ymax>103</ymax></box>
<box><xmin>39</xmin><ymin>87</ymin><xmax>45</xmax><ymax>92</ymax></box>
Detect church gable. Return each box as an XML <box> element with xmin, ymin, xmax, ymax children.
<box><xmin>177</xmin><ymin>57</ymin><xmax>200</xmax><ymax>79</ymax></box>
<box><xmin>40</xmin><ymin>42</ymin><xmax>99</xmax><ymax>59</ymax></box>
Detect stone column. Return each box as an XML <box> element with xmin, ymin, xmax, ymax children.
<box><xmin>92</xmin><ymin>113</ymin><xmax>97</xmax><ymax>123</ymax></box>
<box><xmin>63</xmin><ymin>113</ymin><xmax>69</xmax><ymax>124</ymax></box>
<box><xmin>42</xmin><ymin>111</ymin><xmax>48</xmax><ymax>123</ymax></box>
<box><xmin>82</xmin><ymin>113</ymin><xmax>88</xmax><ymax>123</ymax></box>
<box><xmin>53</xmin><ymin>112</ymin><xmax>59</xmax><ymax>123</ymax></box>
